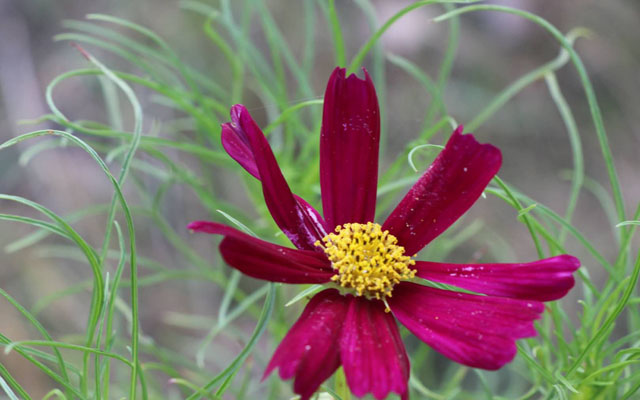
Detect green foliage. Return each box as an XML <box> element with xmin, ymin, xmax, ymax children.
<box><xmin>1</xmin><ymin>1</ymin><xmax>639</xmax><ymax>399</ymax></box>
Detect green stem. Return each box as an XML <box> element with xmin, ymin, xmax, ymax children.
<box><xmin>435</xmin><ymin>4</ymin><xmax>625</xmax><ymax>227</ymax></box>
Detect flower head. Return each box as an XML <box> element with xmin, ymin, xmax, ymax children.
<box><xmin>318</xmin><ymin>222</ymin><xmax>416</xmax><ymax>301</ymax></box>
<box><xmin>188</xmin><ymin>67</ymin><xmax>579</xmax><ymax>400</ymax></box>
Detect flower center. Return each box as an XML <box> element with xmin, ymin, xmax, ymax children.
<box><xmin>315</xmin><ymin>222</ymin><xmax>416</xmax><ymax>301</ymax></box>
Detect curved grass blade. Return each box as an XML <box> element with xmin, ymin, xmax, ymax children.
<box><xmin>434</xmin><ymin>4</ymin><xmax>625</xmax><ymax>231</ymax></box>
<box><xmin>185</xmin><ymin>283</ymin><xmax>276</xmax><ymax>399</ymax></box>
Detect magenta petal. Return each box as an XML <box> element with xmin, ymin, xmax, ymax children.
<box><xmin>340</xmin><ymin>297</ymin><xmax>409</xmax><ymax>400</ymax></box>
<box><xmin>264</xmin><ymin>290</ymin><xmax>348</xmax><ymax>400</ymax></box>
<box><xmin>320</xmin><ymin>67</ymin><xmax>380</xmax><ymax>228</ymax></box>
<box><xmin>414</xmin><ymin>255</ymin><xmax>580</xmax><ymax>301</ymax></box>
<box><xmin>383</xmin><ymin>127</ymin><xmax>502</xmax><ymax>255</ymax></box>
<box><xmin>220</xmin><ymin>105</ymin><xmax>328</xmax><ymax>250</ymax></box>
<box><xmin>294</xmin><ymin>195</ymin><xmax>328</xmax><ymax>237</ymax></box>
<box><xmin>188</xmin><ymin>221</ymin><xmax>334</xmax><ymax>284</ymax></box>
<box><xmin>390</xmin><ymin>282</ymin><xmax>544</xmax><ymax>370</ymax></box>
<box><xmin>221</xmin><ymin>114</ymin><xmax>259</xmax><ymax>179</ymax></box>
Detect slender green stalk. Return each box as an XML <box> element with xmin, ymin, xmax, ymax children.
<box><xmin>327</xmin><ymin>0</ymin><xmax>346</xmax><ymax>67</ymax></box>
<box><xmin>0</xmin><ymin>365</ymin><xmax>29</xmax><ymax>400</ymax></box>
<box><xmin>347</xmin><ymin>0</ymin><xmax>482</xmax><ymax>74</ymax></box>
<box><xmin>70</xmin><ymin>45</ymin><xmax>143</xmax><ymax>400</ymax></box>
<box><xmin>567</xmin><ymin>250</ymin><xmax>640</xmax><ymax>377</ymax></box>
<box><xmin>2</xmin><ymin>129</ymin><xmax>140</xmax><ymax>398</ymax></box>
<box><xmin>493</xmin><ymin>177</ymin><xmax>545</xmax><ymax>258</ymax></box>
<box><xmin>185</xmin><ymin>284</ymin><xmax>276</xmax><ymax>399</ymax></box>
<box><xmin>544</xmin><ymin>72</ymin><xmax>584</xmax><ymax>246</ymax></box>
<box><xmin>434</xmin><ymin>4</ymin><xmax>625</xmax><ymax>225</ymax></box>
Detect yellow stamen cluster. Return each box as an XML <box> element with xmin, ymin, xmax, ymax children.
<box><xmin>315</xmin><ymin>222</ymin><xmax>416</xmax><ymax>301</ymax></box>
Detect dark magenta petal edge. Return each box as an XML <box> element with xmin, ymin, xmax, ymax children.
<box><xmin>188</xmin><ymin>221</ymin><xmax>334</xmax><ymax>284</ymax></box>
<box><xmin>320</xmin><ymin>67</ymin><xmax>380</xmax><ymax>229</ymax></box>
<box><xmin>383</xmin><ymin>126</ymin><xmax>502</xmax><ymax>256</ymax></box>
<box><xmin>390</xmin><ymin>282</ymin><xmax>544</xmax><ymax>370</ymax></box>
<box><xmin>414</xmin><ymin>255</ymin><xmax>580</xmax><ymax>301</ymax></box>
<box><xmin>221</xmin><ymin>105</ymin><xmax>328</xmax><ymax>250</ymax></box>
<box><xmin>340</xmin><ymin>297</ymin><xmax>410</xmax><ymax>400</ymax></box>
<box><xmin>263</xmin><ymin>289</ymin><xmax>347</xmax><ymax>400</ymax></box>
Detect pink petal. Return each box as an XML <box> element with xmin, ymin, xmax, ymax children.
<box><xmin>340</xmin><ymin>297</ymin><xmax>410</xmax><ymax>400</ymax></box>
<box><xmin>389</xmin><ymin>282</ymin><xmax>544</xmax><ymax>370</ymax></box>
<box><xmin>383</xmin><ymin>127</ymin><xmax>502</xmax><ymax>256</ymax></box>
<box><xmin>220</xmin><ymin>105</ymin><xmax>328</xmax><ymax>250</ymax></box>
<box><xmin>320</xmin><ymin>67</ymin><xmax>380</xmax><ymax>228</ymax></box>
<box><xmin>414</xmin><ymin>255</ymin><xmax>579</xmax><ymax>301</ymax></box>
<box><xmin>264</xmin><ymin>289</ymin><xmax>348</xmax><ymax>400</ymax></box>
<box><xmin>188</xmin><ymin>221</ymin><xmax>333</xmax><ymax>284</ymax></box>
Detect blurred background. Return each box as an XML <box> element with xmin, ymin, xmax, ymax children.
<box><xmin>1</xmin><ymin>0</ymin><xmax>639</xmax><ymax>398</ymax></box>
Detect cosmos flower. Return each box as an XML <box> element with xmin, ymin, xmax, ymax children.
<box><xmin>188</xmin><ymin>67</ymin><xmax>579</xmax><ymax>400</ymax></box>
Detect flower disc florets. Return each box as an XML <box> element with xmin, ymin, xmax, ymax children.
<box><xmin>316</xmin><ymin>222</ymin><xmax>416</xmax><ymax>301</ymax></box>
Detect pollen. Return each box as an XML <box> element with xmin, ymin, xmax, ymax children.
<box><xmin>315</xmin><ymin>222</ymin><xmax>416</xmax><ymax>303</ymax></box>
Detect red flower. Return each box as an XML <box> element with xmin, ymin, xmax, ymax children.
<box><xmin>188</xmin><ymin>67</ymin><xmax>579</xmax><ymax>400</ymax></box>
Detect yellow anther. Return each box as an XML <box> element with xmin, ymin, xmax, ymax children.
<box><xmin>317</xmin><ymin>222</ymin><xmax>416</xmax><ymax>303</ymax></box>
